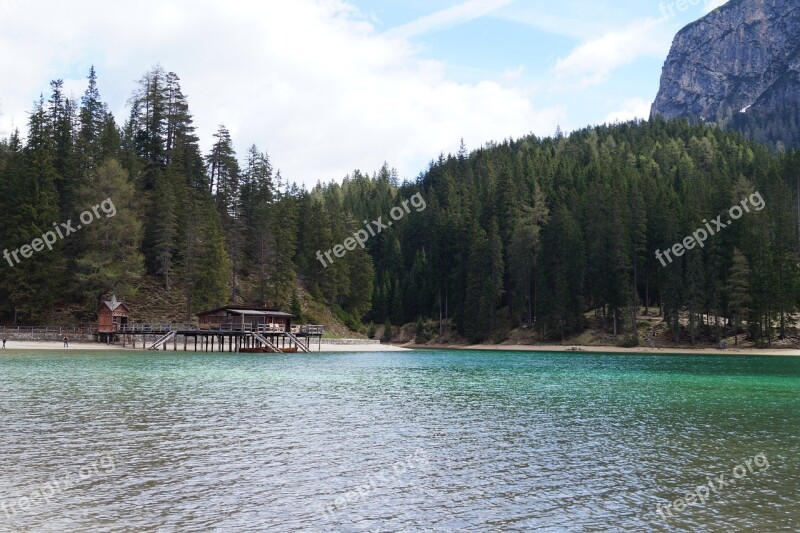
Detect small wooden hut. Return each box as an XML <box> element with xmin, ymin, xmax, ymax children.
<box><xmin>97</xmin><ymin>295</ymin><xmax>130</xmax><ymax>333</ymax></box>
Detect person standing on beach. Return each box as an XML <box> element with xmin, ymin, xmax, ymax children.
<box><xmin>2</xmin><ymin>338</ymin><xmax>5</xmax><ymax>349</ymax></box>
<box><xmin>63</xmin><ymin>335</ymin><xmax>69</xmax><ymax>348</ymax></box>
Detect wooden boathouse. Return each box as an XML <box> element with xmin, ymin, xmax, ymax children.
<box><xmin>97</xmin><ymin>295</ymin><xmax>130</xmax><ymax>334</ymax></box>
<box><xmin>197</xmin><ymin>305</ymin><xmax>295</xmax><ymax>332</ymax></box>
<box><xmin>96</xmin><ymin>300</ymin><xmax>324</xmax><ymax>353</ymax></box>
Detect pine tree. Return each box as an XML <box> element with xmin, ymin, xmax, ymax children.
<box><xmin>77</xmin><ymin>66</ymin><xmax>106</xmax><ymax>175</ymax></box>
<box><xmin>538</xmin><ymin>204</ymin><xmax>586</xmax><ymax>339</ymax></box>
<box><xmin>464</xmin><ymin>219</ymin><xmax>504</xmax><ymax>342</ymax></box>
<box><xmin>74</xmin><ymin>159</ymin><xmax>144</xmax><ymax>308</ymax></box>
<box><xmin>685</xmin><ymin>250</ymin><xmax>705</xmax><ymax>345</ymax></box>
<box><xmin>2</xmin><ymin>98</ymin><xmax>63</xmax><ymax>322</ymax></box>
<box><xmin>147</xmin><ymin>169</ymin><xmax>178</xmax><ymax>290</ymax></box>
<box><xmin>290</xmin><ymin>289</ymin><xmax>302</xmax><ymax>321</ymax></box>
<box><xmin>629</xmin><ymin>181</ymin><xmax>647</xmax><ymax>330</ymax></box>
<box><xmin>130</xmin><ymin>66</ymin><xmax>168</xmax><ymax>188</ymax></box>
<box><xmin>727</xmin><ymin>248</ymin><xmax>751</xmax><ymax>346</ymax></box>
<box><xmin>188</xmin><ymin>197</ymin><xmax>231</xmax><ymax>312</ymax></box>
<box><xmin>207</xmin><ymin>125</ymin><xmax>240</xmax><ymax>217</ymax></box>
<box><xmin>507</xmin><ymin>182</ymin><xmax>549</xmax><ymax>325</ymax></box>
<box><xmin>343</xmin><ymin>247</ymin><xmax>375</xmax><ymax>319</ymax></box>
<box><xmin>266</xmin><ymin>181</ymin><xmax>300</xmax><ymax>306</ymax></box>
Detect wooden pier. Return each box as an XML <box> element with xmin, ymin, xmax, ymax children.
<box><xmin>109</xmin><ymin>324</ymin><xmax>325</xmax><ymax>353</ymax></box>
<box><xmin>94</xmin><ymin>302</ymin><xmax>323</xmax><ymax>353</ymax></box>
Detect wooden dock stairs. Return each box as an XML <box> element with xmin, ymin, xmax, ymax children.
<box><xmin>149</xmin><ymin>331</ymin><xmax>176</xmax><ymax>350</ymax></box>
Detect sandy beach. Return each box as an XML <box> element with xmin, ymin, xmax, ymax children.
<box><xmin>315</xmin><ymin>343</ymin><xmax>411</xmax><ymax>352</ymax></box>
<box><xmin>1</xmin><ymin>341</ymin><xmax>127</xmax><ymax>351</ymax></box>
<box><xmin>404</xmin><ymin>343</ymin><xmax>800</xmax><ymax>357</ymax></box>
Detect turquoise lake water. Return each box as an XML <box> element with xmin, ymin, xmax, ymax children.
<box><xmin>0</xmin><ymin>350</ymin><xmax>798</xmax><ymax>532</ymax></box>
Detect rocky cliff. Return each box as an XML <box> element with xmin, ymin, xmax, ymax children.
<box><xmin>651</xmin><ymin>0</ymin><xmax>800</xmax><ymax>149</ymax></box>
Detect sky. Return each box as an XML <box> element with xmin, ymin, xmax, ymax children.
<box><xmin>0</xmin><ymin>0</ymin><xmax>728</xmax><ymax>186</ymax></box>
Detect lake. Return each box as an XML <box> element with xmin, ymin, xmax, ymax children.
<box><xmin>1</xmin><ymin>350</ymin><xmax>798</xmax><ymax>532</ymax></box>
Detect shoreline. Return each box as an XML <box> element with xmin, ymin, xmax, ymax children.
<box><xmin>2</xmin><ymin>340</ymin><xmax>797</xmax><ymax>357</ymax></box>
<box><xmin>0</xmin><ymin>340</ymin><xmax>411</xmax><ymax>353</ymax></box>
<box><xmin>403</xmin><ymin>343</ymin><xmax>800</xmax><ymax>357</ymax></box>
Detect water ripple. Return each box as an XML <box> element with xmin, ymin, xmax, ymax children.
<box><xmin>0</xmin><ymin>351</ymin><xmax>798</xmax><ymax>532</ymax></box>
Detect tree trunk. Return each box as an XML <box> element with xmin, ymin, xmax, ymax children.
<box><xmin>796</xmin><ymin>173</ymin><xmax>800</xmax><ymax>251</ymax></box>
<box><xmin>439</xmin><ymin>289</ymin><xmax>443</xmax><ymax>336</ymax></box>
<box><xmin>631</xmin><ymin>258</ymin><xmax>638</xmax><ymax>331</ymax></box>
<box><xmin>527</xmin><ymin>286</ymin><xmax>532</xmax><ymax>326</ymax></box>
<box><xmin>532</xmin><ymin>267</ymin><xmax>537</xmax><ymax>328</ymax></box>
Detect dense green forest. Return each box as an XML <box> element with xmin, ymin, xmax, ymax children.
<box><xmin>1</xmin><ymin>67</ymin><xmax>799</xmax><ymax>345</ymax></box>
<box><xmin>728</xmin><ymin>103</ymin><xmax>800</xmax><ymax>153</ymax></box>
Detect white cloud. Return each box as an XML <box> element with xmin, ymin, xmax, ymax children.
<box><xmin>496</xmin><ymin>4</ymin><xmax>620</xmax><ymax>41</ymax></box>
<box><xmin>553</xmin><ymin>18</ymin><xmax>670</xmax><ymax>88</ymax></box>
<box><xmin>502</xmin><ymin>65</ymin><xmax>526</xmax><ymax>81</ymax></box>
<box><xmin>0</xmin><ymin>0</ymin><xmax>562</xmax><ymax>186</ymax></box>
<box><xmin>386</xmin><ymin>0</ymin><xmax>516</xmax><ymax>39</ymax></box>
<box><xmin>550</xmin><ymin>1</ymin><xmax>728</xmax><ymax>90</ymax></box>
<box><xmin>603</xmin><ymin>97</ymin><xmax>651</xmax><ymax>123</ymax></box>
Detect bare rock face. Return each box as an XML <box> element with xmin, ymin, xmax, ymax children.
<box><xmin>651</xmin><ymin>0</ymin><xmax>800</xmax><ymax>127</ymax></box>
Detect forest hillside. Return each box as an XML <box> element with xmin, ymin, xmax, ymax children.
<box><xmin>2</xmin><ymin>67</ymin><xmax>799</xmax><ymax>347</ymax></box>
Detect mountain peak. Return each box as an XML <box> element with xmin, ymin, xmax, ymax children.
<box><xmin>652</xmin><ymin>0</ymin><xmax>800</xmax><ymax>147</ymax></box>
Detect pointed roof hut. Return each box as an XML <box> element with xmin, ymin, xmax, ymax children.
<box><xmin>97</xmin><ymin>295</ymin><xmax>131</xmax><ymax>332</ymax></box>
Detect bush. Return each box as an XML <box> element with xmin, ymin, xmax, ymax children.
<box><xmin>415</xmin><ymin>317</ymin><xmax>432</xmax><ymax>344</ymax></box>
<box><xmin>332</xmin><ymin>305</ymin><xmax>361</xmax><ymax>332</ymax></box>
<box><xmin>367</xmin><ymin>322</ymin><xmax>377</xmax><ymax>339</ymax></box>
<box><xmin>310</xmin><ymin>285</ymin><xmax>323</xmax><ymax>301</ymax></box>
<box><xmin>290</xmin><ymin>290</ymin><xmax>302</xmax><ymax>322</ymax></box>
<box><xmin>618</xmin><ymin>334</ymin><xmax>640</xmax><ymax>348</ymax></box>
<box><xmin>381</xmin><ymin>320</ymin><xmax>393</xmax><ymax>343</ymax></box>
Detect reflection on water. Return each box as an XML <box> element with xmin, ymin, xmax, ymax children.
<box><xmin>0</xmin><ymin>350</ymin><xmax>798</xmax><ymax>532</ymax></box>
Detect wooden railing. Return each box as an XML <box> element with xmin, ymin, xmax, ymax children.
<box><xmin>197</xmin><ymin>323</ymin><xmax>324</xmax><ymax>334</ymax></box>
<box><xmin>117</xmin><ymin>323</ymin><xmax>181</xmax><ymax>333</ymax></box>
<box><xmin>0</xmin><ymin>323</ymin><xmax>326</xmax><ymax>336</ymax></box>
<box><xmin>199</xmin><ymin>323</ymin><xmax>260</xmax><ymax>332</ymax></box>
<box><xmin>0</xmin><ymin>326</ymin><xmax>96</xmax><ymax>335</ymax></box>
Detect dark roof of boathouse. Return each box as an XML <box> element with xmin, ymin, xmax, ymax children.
<box><xmin>196</xmin><ymin>305</ymin><xmax>294</xmax><ymax>318</ymax></box>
